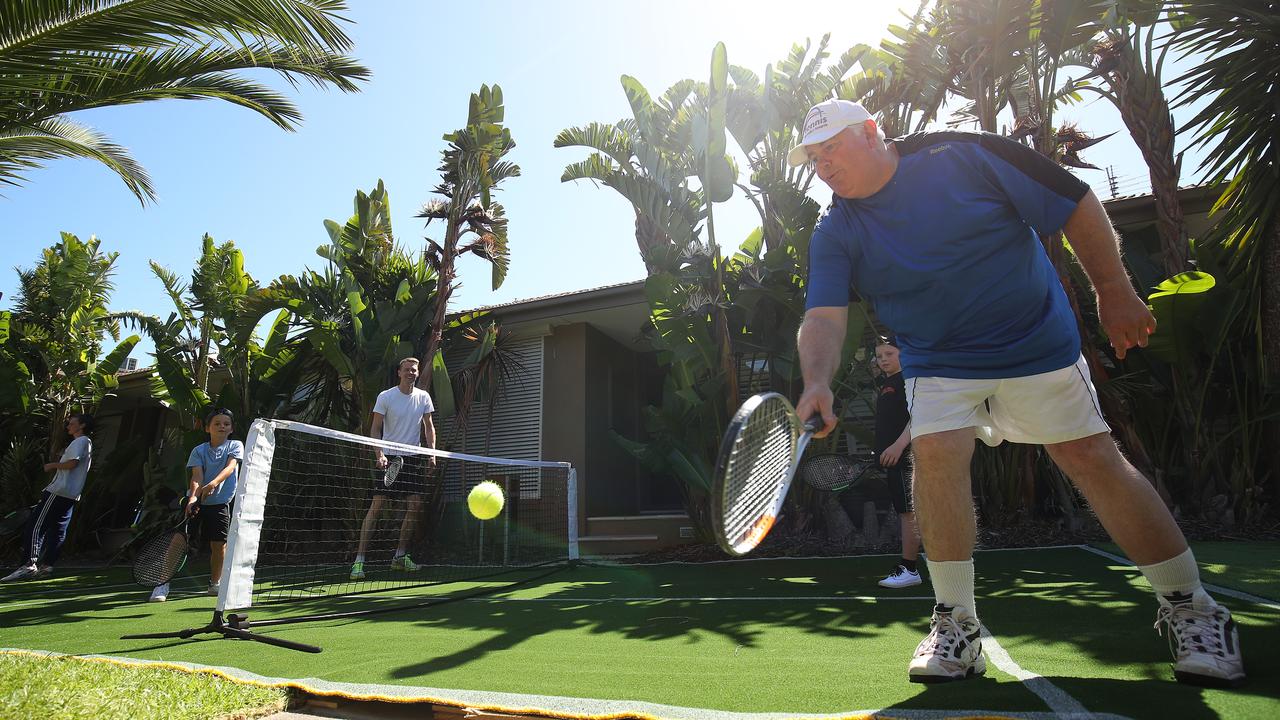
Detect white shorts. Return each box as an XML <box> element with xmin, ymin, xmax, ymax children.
<box><xmin>905</xmin><ymin>354</ymin><xmax>1110</xmax><ymax>446</ymax></box>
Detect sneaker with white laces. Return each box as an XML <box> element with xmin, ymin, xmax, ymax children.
<box><xmin>879</xmin><ymin>564</ymin><xmax>922</xmax><ymax>589</ymax></box>
<box><xmin>909</xmin><ymin>603</ymin><xmax>986</xmax><ymax>683</ymax></box>
<box><xmin>1155</xmin><ymin>595</ymin><xmax>1246</xmax><ymax>688</ymax></box>
<box><xmin>391</xmin><ymin>554</ymin><xmax>419</xmax><ymax>572</ymax></box>
<box><xmin>149</xmin><ymin>583</ymin><xmax>170</xmax><ymax>602</ymax></box>
<box><xmin>1</xmin><ymin>564</ymin><xmax>37</xmax><ymax>582</ymax></box>
<box><xmin>349</xmin><ymin>560</ymin><xmax>365</xmax><ymax>580</ymax></box>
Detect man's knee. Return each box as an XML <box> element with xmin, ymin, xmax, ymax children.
<box><xmin>1046</xmin><ymin>432</ymin><xmax>1125</xmax><ymax>473</ymax></box>
<box><xmin>911</xmin><ymin>429</ymin><xmax>975</xmax><ymax>474</ymax></box>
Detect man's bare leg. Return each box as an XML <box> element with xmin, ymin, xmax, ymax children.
<box><xmin>901</xmin><ymin>511</ymin><xmax>921</xmax><ymax>561</ymax></box>
<box><xmin>1045</xmin><ymin>432</ymin><xmax>1244</xmax><ymax>687</ymax></box>
<box><xmin>356</xmin><ymin>495</ymin><xmax>385</xmax><ymax>558</ymax></box>
<box><xmin>397</xmin><ymin>494</ymin><xmax>422</xmax><ymax>554</ymax></box>
<box><xmin>1043</xmin><ymin>432</ymin><xmax>1185</xmax><ymax>564</ymax></box>
<box><xmin>912</xmin><ymin>429</ymin><xmax>976</xmax><ymax>564</ymax></box>
<box><xmin>908</xmin><ymin>428</ymin><xmax>985</xmax><ymax>683</ymax></box>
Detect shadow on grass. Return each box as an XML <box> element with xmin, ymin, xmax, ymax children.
<box><xmin>5</xmin><ymin>547</ymin><xmax>1278</xmax><ymax>717</ymax></box>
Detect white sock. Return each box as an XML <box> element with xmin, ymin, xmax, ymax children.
<box><xmin>1139</xmin><ymin>548</ymin><xmax>1212</xmax><ymax>607</ymax></box>
<box><xmin>355</xmin><ymin>554</ymin><xmax>365</xmax><ymax>564</ymax></box>
<box><xmin>926</xmin><ymin>559</ymin><xmax>976</xmax><ymax>616</ymax></box>
<box><xmin>393</xmin><ymin>549</ymin><xmax>405</xmax><ymax>559</ymax></box>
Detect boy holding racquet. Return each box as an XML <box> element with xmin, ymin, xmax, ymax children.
<box><xmin>151</xmin><ymin>407</ymin><xmax>243</xmax><ymax>601</ymax></box>
<box><xmin>791</xmin><ymin>99</ymin><xmax>1244</xmax><ymax>687</ymax></box>
<box><xmin>872</xmin><ymin>336</ymin><xmax>922</xmax><ymax>589</ymax></box>
<box><xmin>350</xmin><ymin>356</ymin><xmax>436</xmax><ymax>580</ymax></box>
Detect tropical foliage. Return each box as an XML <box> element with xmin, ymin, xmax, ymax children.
<box><xmin>0</xmin><ymin>0</ymin><xmax>368</xmax><ymax>203</ymax></box>
<box><xmin>416</xmin><ymin>84</ymin><xmax>520</xmax><ymax>395</ymax></box>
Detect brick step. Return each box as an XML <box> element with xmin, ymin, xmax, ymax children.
<box><xmin>578</xmin><ymin>534</ymin><xmax>662</xmax><ymax>556</ymax></box>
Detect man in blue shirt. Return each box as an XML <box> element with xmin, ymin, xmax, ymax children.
<box><xmin>792</xmin><ymin>99</ymin><xmax>1244</xmax><ymax>687</ymax></box>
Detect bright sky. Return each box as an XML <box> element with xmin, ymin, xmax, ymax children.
<box><xmin>0</xmin><ymin>1</ymin><xmax>1193</xmax><ymax>362</ymax></box>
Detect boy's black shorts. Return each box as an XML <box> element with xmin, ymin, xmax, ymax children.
<box><xmin>195</xmin><ymin>502</ymin><xmax>232</xmax><ymax>543</ymax></box>
<box><xmin>883</xmin><ymin>456</ymin><xmax>913</xmax><ymax>515</ymax></box>
<box><xmin>371</xmin><ymin>454</ymin><xmax>431</xmax><ymax>498</ymax></box>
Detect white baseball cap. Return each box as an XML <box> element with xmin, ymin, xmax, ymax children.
<box><xmin>787</xmin><ymin>99</ymin><xmax>874</xmax><ymax>167</ymax></box>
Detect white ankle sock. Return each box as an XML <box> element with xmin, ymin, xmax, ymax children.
<box><xmin>926</xmin><ymin>559</ymin><xmax>976</xmax><ymax>616</ymax></box>
<box><xmin>355</xmin><ymin>554</ymin><xmax>365</xmax><ymax>564</ymax></box>
<box><xmin>1138</xmin><ymin>548</ymin><xmax>1212</xmax><ymax>607</ymax></box>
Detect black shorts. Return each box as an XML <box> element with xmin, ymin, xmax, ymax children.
<box><xmin>883</xmin><ymin>456</ymin><xmax>913</xmax><ymax>515</ymax></box>
<box><xmin>371</xmin><ymin>454</ymin><xmax>430</xmax><ymax>498</ymax></box>
<box><xmin>196</xmin><ymin>502</ymin><xmax>232</xmax><ymax>544</ymax></box>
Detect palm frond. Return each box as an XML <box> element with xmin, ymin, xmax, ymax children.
<box><xmin>0</xmin><ymin>116</ymin><xmax>152</xmax><ymax>201</ymax></box>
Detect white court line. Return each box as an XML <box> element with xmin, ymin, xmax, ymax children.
<box><xmin>347</xmin><ymin>595</ymin><xmax>938</xmax><ymax>603</ymax></box>
<box><xmin>1075</xmin><ymin>545</ymin><xmax>1280</xmax><ymax>610</ymax></box>
<box><xmin>981</xmin><ymin>628</ymin><xmax>1095</xmax><ymax>719</ymax></box>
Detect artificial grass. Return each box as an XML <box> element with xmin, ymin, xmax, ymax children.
<box><xmin>0</xmin><ymin>651</ymin><xmax>288</xmax><ymax>720</ymax></box>
<box><xmin>1</xmin><ymin>545</ymin><xmax>1277</xmax><ymax>719</ymax></box>
<box><xmin>1093</xmin><ymin>541</ymin><xmax>1280</xmax><ymax>600</ymax></box>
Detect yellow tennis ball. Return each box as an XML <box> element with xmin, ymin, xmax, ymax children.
<box><xmin>467</xmin><ymin>481</ymin><xmax>505</xmax><ymax>520</ymax></box>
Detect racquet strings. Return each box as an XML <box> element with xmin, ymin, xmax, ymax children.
<box><xmin>721</xmin><ymin>398</ymin><xmax>797</xmax><ymax>547</ymax></box>
<box><xmin>800</xmin><ymin>454</ymin><xmax>860</xmax><ymax>492</ymax></box>
<box><xmin>133</xmin><ymin>529</ymin><xmax>189</xmax><ymax>587</ymax></box>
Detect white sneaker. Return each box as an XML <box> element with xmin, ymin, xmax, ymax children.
<box><xmin>1</xmin><ymin>564</ymin><xmax>37</xmax><ymax>582</ymax></box>
<box><xmin>149</xmin><ymin>583</ymin><xmax>170</xmax><ymax>602</ymax></box>
<box><xmin>909</xmin><ymin>604</ymin><xmax>986</xmax><ymax>683</ymax></box>
<box><xmin>207</xmin><ymin>581</ymin><xmax>220</xmax><ymax>596</ymax></box>
<box><xmin>879</xmin><ymin>565</ymin><xmax>922</xmax><ymax>589</ymax></box>
<box><xmin>1155</xmin><ymin>596</ymin><xmax>1246</xmax><ymax>687</ymax></box>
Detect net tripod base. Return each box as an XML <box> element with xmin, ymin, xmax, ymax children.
<box><xmin>120</xmin><ymin>610</ymin><xmax>322</xmax><ymax>654</ymax></box>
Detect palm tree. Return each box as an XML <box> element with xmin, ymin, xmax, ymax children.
<box><xmin>1166</xmin><ymin>0</ymin><xmax>1280</xmax><ymax>508</ymax></box>
<box><xmin>1169</xmin><ymin>1</ymin><xmax>1280</xmax><ymax>383</ymax></box>
<box><xmin>415</xmin><ymin>85</ymin><xmax>519</xmax><ymax>388</ymax></box>
<box><xmin>114</xmin><ymin>235</ymin><xmax>261</xmax><ymax>430</ymax></box>
<box><xmin>10</xmin><ymin>233</ymin><xmax>139</xmax><ymax>455</ymax></box>
<box><xmin>240</xmin><ymin>181</ymin><xmax>438</xmax><ymax>433</ymax></box>
<box><xmin>0</xmin><ymin>0</ymin><xmax>368</xmax><ymax>203</ymax></box>
<box><xmin>1073</xmin><ymin>2</ymin><xmax>1189</xmax><ymax>276</ymax></box>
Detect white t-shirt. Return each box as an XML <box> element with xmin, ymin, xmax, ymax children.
<box><xmin>45</xmin><ymin>435</ymin><xmax>93</xmax><ymax>501</ymax></box>
<box><xmin>372</xmin><ymin>385</ymin><xmax>435</xmax><ymax>451</ymax></box>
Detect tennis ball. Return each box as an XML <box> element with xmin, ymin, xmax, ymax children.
<box><xmin>467</xmin><ymin>480</ymin><xmax>505</xmax><ymax>520</ymax></box>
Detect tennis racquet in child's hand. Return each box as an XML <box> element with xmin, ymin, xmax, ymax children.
<box><xmin>132</xmin><ymin>506</ymin><xmax>198</xmax><ymax>588</ymax></box>
<box><xmin>798</xmin><ymin>452</ymin><xmax>877</xmax><ymax>493</ymax></box>
<box><xmin>711</xmin><ymin>393</ymin><xmax>819</xmax><ymax>556</ymax></box>
<box><xmin>382</xmin><ymin>455</ymin><xmax>405</xmax><ymax>488</ymax></box>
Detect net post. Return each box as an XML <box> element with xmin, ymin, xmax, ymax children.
<box><xmin>218</xmin><ymin>418</ymin><xmax>274</xmax><ymax>613</ymax></box>
<box><xmin>567</xmin><ymin>466</ymin><xmax>579</xmax><ymax>563</ymax></box>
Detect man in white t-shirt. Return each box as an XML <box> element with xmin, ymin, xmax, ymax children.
<box><xmin>350</xmin><ymin>357</ymin><xmax>436</xmax><ymax>580</ymax></box>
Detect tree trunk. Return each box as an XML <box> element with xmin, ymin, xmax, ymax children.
<box><xmin>1263</xmin><ymin>216</ymin><xmax>1280</xmax><ymax>509</ymax></box>
<box><xmin>418</xmin><ymin>228</ymin><xmax>458</xmax><ymax>393</ymax></box>
<box><xmin>1108</xmin><ymin>37</ymin><xmax>1189</xmax><ymax>277</ymax></box>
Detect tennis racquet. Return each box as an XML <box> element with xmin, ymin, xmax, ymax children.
<box><xmin>132</xmin><ymin>506</ymin><xmax>198</xmax><ymax>588</ymax></box>
<box><xmin>799</xmin><ymin>452</ymin><xmax>878</xmax><ymax>493</ymax></box>
<box><xmin>0</xmin><ymin>506</ymin><xmax>32</xmax><ymax>538</ymax></box>
<box><xmin>382</xmin><ymin>455</ymin><xmax>405</xmax><ymax>488</ymax></box>
<box><xmin>711</xmin><ymin>392</ymin><xmax>819</xmax><ymax>556</ymax></box>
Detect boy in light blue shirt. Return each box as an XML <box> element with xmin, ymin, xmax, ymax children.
<box><xmin>184</xmin><ymin>408</ymin><xmax>243</xmax><ymax>596</ymax></box>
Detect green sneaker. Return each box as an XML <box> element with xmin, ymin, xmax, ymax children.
<box><xmin>391</xmin><ymin>554</ymin><xmax>419</xmax><ymax>572</ymax></box>
<box><xmin>349</xmin><ymin>561</ymin><xmax>365</xmax><ymax>580</ymax></box>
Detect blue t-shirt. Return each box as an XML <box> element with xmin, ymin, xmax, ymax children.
<box><xmin>806</xmin><ymin>130</ymin><xmax>1090</xmax><ymax>379</ymax></box>
<box><xmin>187</xmin><ymin>439</ymin><xmax>244</xmax><ymax>505</ymax></box>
